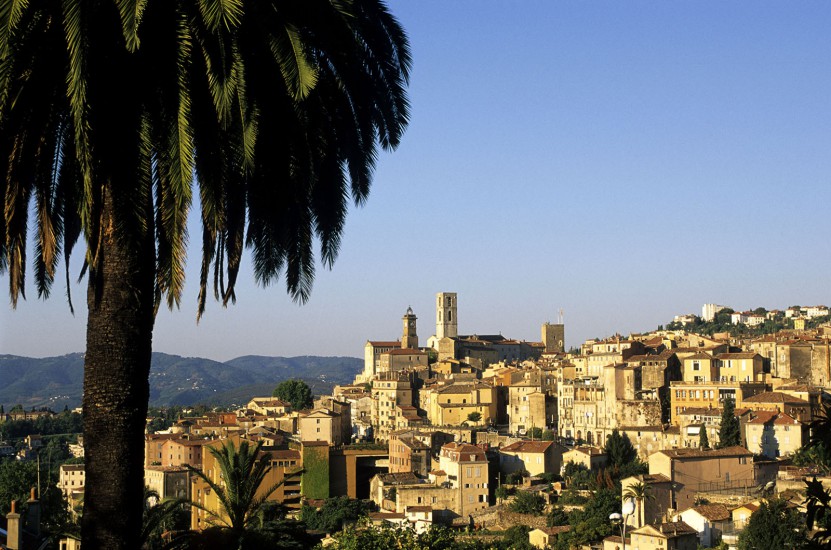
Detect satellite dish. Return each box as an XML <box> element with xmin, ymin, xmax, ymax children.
<box><xmin>622</xmin><ymin>497</ymin><xmax>636</xmax><ymax>516</ymax></box>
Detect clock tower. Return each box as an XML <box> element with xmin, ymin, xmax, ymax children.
<box><xmin>402</xmin><ymin>307</ymin><xmax>418</xmax><ymax>349</ymax></box>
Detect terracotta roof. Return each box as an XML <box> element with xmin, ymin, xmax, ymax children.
<box><xmin>441</xmin><ymin>442</ymin><xmax>487</xmax><ymax>462</ymax></box>
<box><xmin>369</xmin><ymin>512</ymin><xmax>405</xmax><ymax>520</ymax></box>
<box><xmin>501</xmin><ymin>440</ymin><xmax>554</xmax><ymax>454</ymax></box>
<box><xmin>747</xmin><ymin>411</ymin><xmax>801</xmax><ymax>425</ymax></box>
<box><xmin>658</xmin><ymin>445</ymin><xmax>752</xmax><ymax>459</ymax></box>
<box><xmin>368</xmin><ymin>340</ymin><xmax>401</xmax><ymax>347</ymax></box>
<box><xmin>683</xmin><ymin>503</ymin><xmax>731</xmax><ymax>521</ymax></box>
<box><xmin>743</xmin><ymin>392</ymin><xmax>809</xmax><ymax>405</ymax></box>
<box><xmin>633</xmin><ymin>521</ymin><xmax>697</xmax><ymax>538</ymax></box>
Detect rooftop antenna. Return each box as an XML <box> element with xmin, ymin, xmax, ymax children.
<box><xmin>558</xmin><ymin>309</ymin><xmax>564</xmax><ymax>324</ymax></box>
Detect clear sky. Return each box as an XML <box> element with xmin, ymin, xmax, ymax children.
<box><xmin>2</xmin><ymin>1</ymin><xmax>830</xmax><ymax>361</ymax></box>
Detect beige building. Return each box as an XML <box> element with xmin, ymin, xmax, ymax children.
<box><xmin>425</xmin><ymin>381</ymin><xmax>497</xmax><ymax>427</ymax></box>
<box><xmin>245</xmin><ymin>397</ymin><xmax>291</xmax><ymax>416</ymax></box>
<box><xmin>562</xmin><ymin>446</ymin><xmax>607</xmax><ymax>471</ymax></box>
<box><xmin>670</xmin><ymin>380</ymin><xmax>766</xmax><ymax>425</ymax></box>
<box><xmin>58</xmin><ymin>464</ymin><xmax>85</xmax><ymax>513</ymax></box>
<box><xmin>388</xmin><ymin>431</ymin><xmax>431</xmax><ymax>476</ymax></box>
<box><xmin>498</xmin><ymin>440</ymin><xmax>565</xmax><ymax>477</ymax></box>
<box><xmin>372</xmin><ymin>372</ymin><xmax>414</xmax><ymax>441</ymax></box>
<box><xmin>529</xmin><ymin>526</ymin><xmax>571</xmax><ymax>549</ymax></box>
<box><xmin>436</xmin><ymin>442</ymin><xmax>490</xmax><ymax>516</ymax></box>
<box><xmin>629</xmin><ymin>522</ymin><xmax>698</xmax><ymax>550</ymax></box>
<box><xmin>648</xmin><ymin>446</ymin><xmax>755</xmax><ymax>512</ymax></box>
<box><xmin>744</xmin><ymin>411</ymin><xmax>804</xmax><ymax>458</ymax></box>
<box><xmin>673</xmin><ymin>503</ymin><xmax>731</xmax><ymax>548</ymax></box>
<box><xmin>508</xmin><ymin>380</ymin><xmax>548</xmax><ymax>434</ymax></box>
<box><xmin>299</xmin><ymin>408</ymin><xmax>349</xmax><ymax>445</ymax></box>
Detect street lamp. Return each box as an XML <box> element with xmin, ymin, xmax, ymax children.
<box><xmin>609</xmin><ymin>498</ymin><xmax>636</xmax><ymax>550</ymax></box>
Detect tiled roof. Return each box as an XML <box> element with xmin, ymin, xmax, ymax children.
<box><xmin>747</xmin><ymin>411</ymin><xmax>800</xmax><ymax>425</ymax></box>
<box><xmin>743</xmin><ymin>392</ymin><xmax>809</xmax><ymax>404</ymax></box>
<box><xmin>501</xmin><ymin>440</ymin><xmax>554</xmax><ymax>454</ymax></box>
<box><xmin>684</xmin><ymin>503</ymin><xmax>731</xmax><ymax>521</ymax></box>
<box><xmin>388</xmin><ymin>348</ymin><xmax>427</xmax><ymax>356</ymax></box>
<box><xmin>368</xmin><ymin>340</ymin><xmax>401</xmax><ymax>347</ymax></box>
<box><xmin>658</xmin><ymin>445</ymin><xmax>752</xmax><ymax>459</ymax></box>
<box><xmin>566</xmin><ymin>445</ymin><xmax>605</xmax><ymax>456</ymax></box>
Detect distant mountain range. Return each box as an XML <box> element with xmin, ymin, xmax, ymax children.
<box><xmin>0</xmin><ymin>353</ymin><xmax>363</xmax><ymax>410</ymax></box>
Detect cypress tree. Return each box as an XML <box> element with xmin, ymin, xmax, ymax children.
<box><xmin>717</xmin><ymin>397</ymin><xmax>742</xmax><ymax>448</ymax></box>
<box><xmin>699</xmin><ymin>425</ymin><xmax>710</xmax><ymax>449</ymax></box>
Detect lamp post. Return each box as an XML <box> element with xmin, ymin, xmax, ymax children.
<box><xmin>609</xmin><ymin>498</ymin><xmax>636</xmax><ymax>550</ymax></box>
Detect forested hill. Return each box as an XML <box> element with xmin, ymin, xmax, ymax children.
<box><xmin>0</xmin><ymin>353</ymin><xmax>362</xmax><ymax>411</ymax></box>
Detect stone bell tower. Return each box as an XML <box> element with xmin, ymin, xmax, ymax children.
<box><xmin>436</xmin><ymin>292</ymin><xmax>458</xmax><ymax>339</ymax></box>
<box><xmin>402</xmin><ymin>307</ymin><xmax>418</xmax><ymax>349</ymax></box>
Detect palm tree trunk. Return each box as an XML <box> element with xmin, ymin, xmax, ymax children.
<box><xmin>81</xmin><ymin>187</ymin><xmax>155</xmax><ymax>549</ymax></box>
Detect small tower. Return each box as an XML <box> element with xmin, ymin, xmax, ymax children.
<box><xmin>402</xmin><ymin>307</ymin><xmax>418</xmax><ymax>349</ymax></box>
<box><xmin>436</xmin><ymin>292</ymin><xmax>458</xmax><ymax>339</ymax></box>
<box><xmin>542</xmin><ymin>322</ymin><xmax>565</xmax><ymax>353</ymax></box>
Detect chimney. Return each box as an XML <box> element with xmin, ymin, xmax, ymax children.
<box><xmin>26</xmin><ymin>486</ymin><xmax>41</xmax><ymax>537</ymax></box>
<box><xmin>6</xmin><ymin>499</ymin><xmax>22</xmax><ymax>550</ymax></box>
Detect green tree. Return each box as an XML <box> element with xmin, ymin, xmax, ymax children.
<box><xmin>272</xmin><ymin>379</ymin><xmax>314</xmax><ymax>411</ymax></box>
<box><xmin>737</xmin><ymin>498</ymin><xmax>808</xmax><ymax>550</ymax></box>
<box><xmin>466</xmin><ymin>412</ymin><xmax>482</xmax><ymax>423</ymax></box>
<box><xmin>508</xmin><ymin>490</ymin><xmax>545</xmax><ymax>515</ymax></box>
<box><xmin>300</xmin><ymin>496</ymin><xmax>373</xmax><ymax>533</ymax></box>
<box><xmin>495</xmin><ymin>484</ymin><xmax>510</xmax><ymax>504</ymax></box>
<box><xmin>526</xmin><ymin>427</ymin><xmax>543</xmax><ymax>439</ymax></box>
<box><xmin>717</xmin><ymin>397</ymin><xmax>741</xmax><ymax>448</ymax></box>
<box><xmin>622</xmin><ymin>481</ymin><xmax>653</xmax><ymax>529</ymax></box>
<box><xmin>541</xmin><ymin>429</ymin><xmax>556</xmax><ymax>441</ymax></box>
<box><xmin>699</xmin><ymin>425</ymin><xmax>710</xmax><ymax>450</ymax></box>
<box><xmin>188</xmin><ymin>439</ymin><xmax>284</xmax><ymax>546</ymax></box>
<box><xmin>604</xmin><ymin>429</ymin><xmax>637</xmax><ymax>467</ymax></box>
<box><xmin>0</xmin><ymin>460</ymin><xmax>37</xmax><ymax>515</ymax></box>
<box><xmin>0</xmin><ymin>2</ymin><xmax>409</xmax><ymax>548</ymax></box>
<box><xmin>546</xmin><ymin>506</ymin><xmax>569</xmax><ymax>527</ymax></box>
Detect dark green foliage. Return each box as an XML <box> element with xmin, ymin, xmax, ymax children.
<box><xmin>188</xmin><ymin>439</ymin><xmax>282</xmax><ymax>539</ymax></box>
<box><xmin>537</xmin><ymin>472</ymin><xmax>562</xmax><ymax>484</ymax></box>
<box><xmin>699</xmin><ymin>425</ymin><xmax>710</xmax><ymax>449</ymax></box>
<box><xmin>505</xmin><ymin>471</ymin><xmax>525</xmax><ymax>485</ymax></box>
<box><xmin>273</xmin><ymin>379</ymin><xmax>314</xmax><ymax>411</ymax></box>
<box><xmin>495</xmin><ymin>484</ymin><xmax>511</xmax><ymax>502</ymax></box>
<box><xmin>553</xmin><ymin>487</ymin><xmax>619</xmax><ymax>550</ymax></box>
<box><xmin>300</xmin><ymin>496</ymin><xmax>373</xmax><ymax>533</ymax></box>
<box><xmin>508</xmin><ymin>490</ymin><xmax>545</xmax><ymax>515</ymax></box>
<box><xmin>717</xmin><ymin>397</ymin><xmax>741</xmax><ymax>448</ymax></box>
<box><xmin>546</xmin><ymin>506</ymin><xmax>569</xmax><ymax>527</ymax></box>
<box><xmin>0</xmin><ymin>459</ymin><xmax>37</xmax><ymax>515</ymax></box>
<box><xmin>541</xmin><ymin>430</ymin><xmax>556</xmax><ymax>441</ymax></box>
<box><xmin>604</xmin><ymin>429</ymin><xmax>637</xmax><ymax>467</ymax></box>
<box><xmin>526</xmin><ymin>427</ymin><xmax>543</xmax><ymax>439</ymax></box>
<box><xmin>467</xmin><ymin>412</ymin><xmax>482</xmax><ymax>423</ymax></box>
<box><xmin>0</xmin><ymin>411</ymin><xmax>83</xmax><ymax>440</ymax></box>
<box><xmin>737</xmin><ymin>498</ymin><xmax>808</xmax><ymax>550</ymax></box>
<box><xmin>502</xmin><ymin>525</ymin><xmax>534</xmax><ymax>549</ymax></box>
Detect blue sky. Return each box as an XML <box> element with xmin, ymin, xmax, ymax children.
<box><xmin>2</xmin><ymin>1</ymin><xmax>830</xmax><ymax>360</ymax></box>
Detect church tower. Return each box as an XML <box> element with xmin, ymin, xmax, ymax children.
<box><xmin>436</xmin><ymin>292</ymin><xmax>458</xmax><ymax>339</ymax></box>
<box><xmin>402</xmin><ymin>307</ymin><xmax>418</xmax><ymax>349</ymax></box>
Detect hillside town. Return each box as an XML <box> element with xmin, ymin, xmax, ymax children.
<box><xmin>3</xmin><ymin>292</ymin><xmax>831</xmax><ymax>549</ymax></box>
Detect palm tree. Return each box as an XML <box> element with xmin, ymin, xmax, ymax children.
<box><xmin>0</xmin><ymin>2</ymin><xmax>409</xmax><ymax>548</ymax></box>
<box><xmin>622</xmin><ymin>480</ymin><xmax>654</xmax><ymax>529</ymax></box>
<box><xmin>188</xmin><ymin>439</ymin><xmax>284</xmax><ymax>545</ymax></box>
